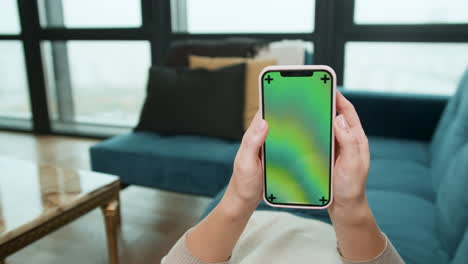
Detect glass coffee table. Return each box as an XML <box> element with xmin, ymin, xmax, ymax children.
<box><xmin>0</xmin><ymin>157</ymin><xmax>121</xmax><ymax>264</ymax></box>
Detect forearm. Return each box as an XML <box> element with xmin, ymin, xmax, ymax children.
<box><xmin>186</xmin><ymin>187</ymin><xmax>256</xmax><ymax>263</ymax></box>
<box><xmin>330</xmin><ymin>200</ymin><xmax>386</xmax><ymax>261</ymax></box>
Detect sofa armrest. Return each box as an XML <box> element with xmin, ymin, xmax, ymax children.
<box><xmin>341</xmin><ymin>89</ymin><xmax>449</xmax><ymax>141</ymax></box>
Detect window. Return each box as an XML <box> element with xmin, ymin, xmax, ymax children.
<box><xmin>355</xmin><ymin>0</ymin><xmax>468</xmax><ymax>24</ymax></box>
<box><xmin>344</xmin><ymin>42</ymin><xmax>468</xmax><ymax>95</ymax></box>
<box><xmin>172</xmin><ymin>0</ymin><xmax>315</xmax><ymax>33</ymax></box>
<box><xmin>42</xmin><ymin>41</ymin><xmax>151</xmax><ymax>127</ymax></box>
<box><xmin>2</xmin><ymin>0</ymin><xmax>467</xmax><ymax>135</ymax></box>
<box><xmin>0</xmin><ymin>41</ymin><xmax>31</xmax><ymax>119</ymax></box>
<box><xmin>38</xmin><ymin>0</ymin><xmax>142</xmax><ymax>28</ymax></box>
<box><xmin>0</xmin><ymin>0</ymin><xmax>21</xmax><ymax>34</ymax></box>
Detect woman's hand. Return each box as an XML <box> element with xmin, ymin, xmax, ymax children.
<box><xmin>328</xmin><ymin>90</ymin><xmax>370</xmax><ymax>221</ymax></box>
<box><xmin>223</xmin><ymin>112</ymin><xmax>269</xmax><ymax>215</ymax></box>
<box><xmin>328</xmin><ymin>91</ymin><xmax>386</xmax><ymax>261</ymax></box>
<box><xmin>185</xmin><ymin>112</ymin><xmax>268</xmax><ymax>263</ymax></box>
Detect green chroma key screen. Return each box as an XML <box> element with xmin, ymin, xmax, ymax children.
<box><xmin>262</xmin><ymin>70</ymin><xmax>333</xmax><ymax>207</ymax></box>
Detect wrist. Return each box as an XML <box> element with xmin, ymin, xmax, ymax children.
<box><xmin>328</xmin><ymin>197</ymin><xmax>372</xmax><ymax>227</ymax></box>
<box><xmin>217</xmin><ymin>186</ymin><xmax>258</xmax><ymax>222</ymax></box>
<box><xmin>330</xmin><ymin>200</ymin><xmax>386</xmax><ymax>261</ymax></box>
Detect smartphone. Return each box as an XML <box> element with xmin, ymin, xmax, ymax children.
<box><xmin>260</xmin><ymin>65</ymin><xmax>336</xmax><ymax>209</ymax></box>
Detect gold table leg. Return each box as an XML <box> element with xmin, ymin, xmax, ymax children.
<box><xmin>101</xmin><ymin>199</ymin><xmax>120</xmax><ymax>264</ymax></box>
<box><xmin>116</xmin><ymin>195</ymin><xmax>122</xmax><ymax>228</ymax></box>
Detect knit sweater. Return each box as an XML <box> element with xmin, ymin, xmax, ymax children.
<box><xmin>162</xmin><ymin>211</ymin><xmax>404</xmax><ymax>264</ymax></box>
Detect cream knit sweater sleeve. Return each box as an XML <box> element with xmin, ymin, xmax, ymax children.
<box><xmin>339</xmin><ymin>234</ymin><xmax>404</xmax><ymax>264</ymax></box>
<box><xmin>161</xmin><ymin>211</ymin><xmax>404</xmax><ymax>264</ymax></box>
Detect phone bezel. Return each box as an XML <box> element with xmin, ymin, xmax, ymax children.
<box><xmin>259</xmin><ymin>65</ymin><xmax>336</xmax><ymax>210</ymax></box>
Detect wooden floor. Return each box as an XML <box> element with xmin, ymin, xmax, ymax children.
<box><xmin>0</xmin><ymin>131</ymin><xmax>212</xmax><ymax>264</ymax></box>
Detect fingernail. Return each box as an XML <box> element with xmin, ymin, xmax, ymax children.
<box><xmin>256</xmin><ymin>118</ymin><xmax>267</xmax><ymax>132</ymax></box>
<box><xmin>337</xmin><ymin>115</ymin><xmax>347</xmax><ymax>129</ymax></box>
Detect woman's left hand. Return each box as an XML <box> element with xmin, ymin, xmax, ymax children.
<box><xmin>223</xmin><ymin>112</ymin><xmax>269</xmax><ymax>215</ymax></box>
<box><xmin>185</xmin><ymin>112</ymin><xmax>268</xmax><ymax>263</ymax></box>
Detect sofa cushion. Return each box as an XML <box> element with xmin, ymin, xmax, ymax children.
<box><xmin>367</xmin><ymin>190</ymin><xmax>448</xmax><ymax>264</ymax></box>
<box><xmin>189</xmin><ymin>55</ymin><xmax>277</xmax><ymax>130</ymax></box>
<box><xmin>431</xmin><ymin>69</ymin><xmax>468</xmax><ymax>189</ymax></box>
<box><xmin>430</xmin><ymin>69</ymin><xmax>468</xmax><ymax>158</ymax></box>
<box><xmin>136</xmin><ymin>64</ymin><xmax>246</xmax><ymax>141</ymax></box>
<box><xmin>367</xmin><ymin>159</ymin><xmax>434</xmax><ymax>201</ymax></box>
<box><xmin>164</xmin><ymin>38</ymin><xmax>265</xmax><ymax>67</ymax></box>
<box><xmin>369</xmin><ymin>136</ymin><xmax>429</xmax><ymax>164</ymax></box>
<box><xmin>90</xmin><ymin>132</ymin><xmax>240</xmax><ymax>197</ymax></box>
<box><xmin>435</xmin><ymin>143</ymin><xmax>468</xmax><ymax>258</ymax></box>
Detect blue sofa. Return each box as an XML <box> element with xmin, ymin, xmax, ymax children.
<box><xmin>91</xmin><ymin>133</ymin><xmax>239</xmax><ymax>196</ymax></box>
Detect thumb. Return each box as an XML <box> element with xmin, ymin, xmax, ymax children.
<box><xmin>334</xmin><ymin>114</ymin><xmax>360</xmax><ymax>160</ymax></box>
<box><xmin>239</xmin><ymin>112</ymin><xmax>269</xmax><ymax>160</ymax></box>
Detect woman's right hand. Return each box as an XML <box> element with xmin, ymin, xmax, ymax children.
<box><xmin>328</xmin><ymin>90</ymin><xmax>370</xmax><ymax>222</ymax></box>
<box><xmin>328</xmin><ymin>91</ymin><xmax>386</xmax><ymax>261</ymax></box>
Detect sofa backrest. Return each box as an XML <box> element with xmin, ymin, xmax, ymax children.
<box><xmin>435</xmin><ymin>142</ymin><xmax>468</xmax><ymax>259</ymax></box>
<box><xmin>163</xmin><ymin>38</ymin><xmax>266</xmax><ymax>68</ymax></box>
<box><xmin>430</xmin><ymin>69</ymin><xmax>468</xmax><ymax>189</ymax></box>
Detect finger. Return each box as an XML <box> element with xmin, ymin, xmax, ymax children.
<box><xmin>239</xmin><ymin>112</ymin><xmax>269</xmax><ymax>160</ymax></box>
<box><xmin>334</xmin><ymin>136</ymin><xmax>341</xmax><ymax>162</ymax></box>
<box><xmin>336</xmin><ymin>90</ymin><xmax>362</xmax><ymax>129</ymax></box>
<box><xmin>335</xmin><ymin>90</ymin><xmax>369</xmax><ymax>160</ymax></box>
<box><xmin>334</xmin><ymin>114</ymin><xmax>360</xmax><ymax>160</ymax></box>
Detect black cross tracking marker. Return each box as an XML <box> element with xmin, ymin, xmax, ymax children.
<box><xmin>319</xmin><ymin>196</ymin><xmax>328</xmax><ymax>205</ymax></box>
<box><xmin>265</xmin><ymin>75</ymin><xmax>274</xmax><ymax>84</ymax></box>
<box><xmin>268</xmin><ymin>194</ymin><xmax>277</xmax><ymax>202</ymax></box>
<box><xmin>320</xmin><ymin>74</ymin><xmax>330</xmax><ymax>84</ymax></box>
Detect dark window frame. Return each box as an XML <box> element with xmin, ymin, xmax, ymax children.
<box><xmin>0</xmin><ymin>0</ymin><xmax>467</xmax><ymax>138</ymax></box>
